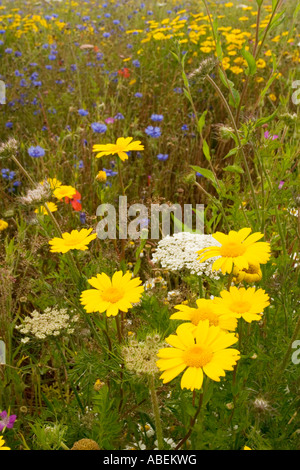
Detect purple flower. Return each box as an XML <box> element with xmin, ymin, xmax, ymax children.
<box><xmin>91</xmin><ymin>122</ymin><xmax>107</xmax><ymax>133</ymax></box>
<box><xmin>105</xmin><ymin>117</ymin><xmax>115</xmax><ymax>124</ymax></box>
<box><xmin>264</xmin><ymin>130</ymin><xmax>278</xmax><ymax>140</ymax></box>
<box><xmin>0</xmin><ymin>411</ymin><xmax>16</xmax><ymax>431</ymax></box>
<box><xmin>28</xmin><ymin>146</ymin><xmax>45</xmax><ymax>158</ymax></box>
<box><xmin>157</xmin><ymin>153</ymin><xmax>168</xmax><ymax>161</ymax></box>
<box><xmin>78</xmin><ymin>109</ymin><xmax>89</xmax><ymax>116</ymax></box>
<box><xmin>278</xmin><ymin>180</ymin><xmax>285</xmax><ymax>189</ymax></box>
<box><xmin>151</xmin><ymin>114</ymin><xmax>163</xmax><ymax>122</ymax></box>
<box><xmin>145</xmin><ymin>126</ymin><xmax>161</xmax><ymax>138</ymax></box>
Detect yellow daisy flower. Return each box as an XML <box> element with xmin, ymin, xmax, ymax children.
<box><xmin>171</xmin><ymin>298</ymin><xmax>237</xmax><ymax>331</ymax></box>
<box><xmin>40</xmin><ymin>178</ymin><xmax>62</xmax><ymax>190</ymax></box>
<box><xmin>0</xmin><ymin>220</ymin><xmax>8</xmax><ymax>231</ymax></box>
<box><xmin>93</xmin><ymin>137</ymin><xmax>144</xmax><ymax>162</ymax></box>
<box><xmin>49</xmin><ymin>228</ymin><xmax>97</xmax><ymax>253</ymax></box>
<box><xmin>53</xmin><ymin>185</ymin><xmax>76</xmax><ymax>200</ymax></box>
<box><xmin>233</xmin><ymin>263</ymin><xmax>262</xmax><ymax>284</ymax></box>
<box><xmin>197</xmin><ymin>228</ymin><xmax>271</xmax><ymax>275</ymax></box>
<box><xmin>34</xmin><ymin>202</ymin><xmax>58</xmax><ymax>215</ymax></box>
<box><xmin>213</xmin><ymin>286</ymin><xmax>270</xmax><ymax>323</ymax></box>
<box><xmin>0</xmin><ymin>436</ymin><xmax>10</xmax><ymax>450</ymax></box>
<box><xmin>80</xmin><ymin>271</ymin><xmax>144</xmax><ymax>317</ymax></box>
<box><xmin>95</xmin><ymin>170</ymin><xmax>107</xmax><ymax>182</ymax></box>
<box><xmin>156</xmin><ymin>321</ymin><xmax>240</xmax><ymax>390</ymax></box>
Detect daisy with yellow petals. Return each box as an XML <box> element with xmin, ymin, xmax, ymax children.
<box><xmin>34</xmin><ymin>202</ymin><xmax>58</xmax><ymax>215</ymax></box>
<box><xmin>197</xmin><ymin>228</ymin><xmax>270</xmax><ymax>275</ymax></box>
<box><xmin>49</xmin><ymin>228</ymin><xmax>97</xmax><ymax>253</ymax></box>
<box><xmin>80</xmin><ymin>271</ymin><xmax>144</xmax><ymax>317</ymax></box>
<box><xmin>53</xmin><ymin>185</ymin><xmax>77</xmax><ymax>200</ymax></box>
<box><xmin>171</xmin><ymin>298</ymin><xmax>237</xmax><ymax>332</ymax></box>
<box><xmin>0</xmin><ymin>436</ymin><xmax>10</xmax><ymax>450</ymax></box>
<box><xmin>233</xmin><ymin>262</ymin><xmax>262</xmax><ymax>284</ymax></box>
<box><xmin>93</xmin><ymin>137</ymin><xmax>144</xmax><ymax>162</ymax></box>
<box><xmin>0</xmin><ymin>220</ymin><xmax>8</xmax><ymax>231</ymax></box>
<box><xmin>213</xmin><ymin>286</ymin><xmax>270</xmax><ymax>323</ymax></box>
<box><xmin>157</xmin><ymin>321</ymin><xmax>240</xmax><ymax>390</ymax></box>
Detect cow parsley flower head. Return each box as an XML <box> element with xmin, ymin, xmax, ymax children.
<box><xmin>15</xmin><ymin>306</ymin><xmax>79</xmax><ymax>342</ymax></box>
<box><xmin>152</xmin><ymin>232</ymin><xmax>221</xmax><ymax>279</ymax></box>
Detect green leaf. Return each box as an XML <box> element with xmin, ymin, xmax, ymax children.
<box><xmin>256</xmin><ymin>0</ymin><xmax>264</xmax><ymax>6</ymax></box>
<box><xmin>183</xmin><ymin>87</ymin><xmax>193</xmax><ymax>106</ymax></box>
<box><xmin>197</xmin><ymin>110</ymin><xmax>207</xmax><ymax>136</ymax></box>
<box><xmin>191</xmin><ymin>165</ymin><xmax>216</xmax><ymax>185</ymax></box>
<box><xmin>241</xmin><ymin>45</ymin><xmax>257</xmax><ymax>76</ymax></box>
<box><xmin>202</xmin><ymin>139</ymin><xmax>211</xmax><ymax>162</ymax></box>
<box><xmin>254</xmin><ymin>109</ymin><xmax>278</xmax><ymax>128</ymax></box>
<box><xmin>223</xmin><ymin>164</ymin><xmax>244</xmax><ymax>174</ymax></box>
<box><xmin>224</xmin><ymin>147</ymin><xmax>239</xmax><ymax>159</ymax></box>
<box><xmin>229</xmin><ymin>87</ymin><xmax>240</xmax><ymax>108</ymax></box>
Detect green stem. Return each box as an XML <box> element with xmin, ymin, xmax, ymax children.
<box><xmin>54</xmin><ymin>339</ymin><xmax>85</xmax><ymax>413</ymax></box>
<box><xmin>175</xmin><ymin>386</ymin><xmax>204</xmax><ymax>450</ymax></box>
<box><xmin>205</xmin><ymin>75</ymin><xmax>260</xmax><ymax>228</ymax></box>
<box><xmin>149</xmin><ymin>374</ymin><xmax>164</xmax><ymax>450</ymax></box>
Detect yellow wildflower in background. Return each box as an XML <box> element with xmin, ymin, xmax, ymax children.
<box><xmin>49</xmin><ymin>228</ymin><xmax>96</xmax><ymax>253</ymax></box>
<box><xmin>213</xmin><ymin>286</ymin><xmax>270</xmax><ymax>323</ymax></box>
<box><xmin>96</xmin><ymin>170</ymin><xmax>107</xmax><ymax>182</ymax></box>
<box><xmin>93</xmin><ymin>137</ymin><xmax>144</xmax><ymax>161</ymax></box>
<box><xmin>80</xmin><ymin>271</ymin><xmax>144</xmax><ymax>317</ymax></box>
<box><xmin>233</xmin><ymin>263</ymin><xmax>262</xmax><ymax>284</ymax></box>
<box><xmin>171</xmin><ymin>298</ymin><xmax>237</xmax><ymax>331</ymax></box>
<box><xmin>53</xmin><ymin>185</ymin><xmax>76</xmax><ymax>200</ymax></box>
<box><xmin>0</xmin><ymin>220</ymin><xmax>8</xmax><ymax>231</ymax></box>
<box><xmin>156</xmin><ymin>321</ymin><xmax>240</xmax><ymax>390</ymax></box>
<box><xmin>197</xmin><ymin>228</ymin><xmax>271</xmax><ymax>275</ymax></box>
<box><xmin>34</xmin><ymin>202</ymin><xmax>58</xmax><ymax>215</ymax></box>
<box><xmin>0</xmin><ymin>436</ymin><xmax>10</xmax><ymax>450</ymax></box>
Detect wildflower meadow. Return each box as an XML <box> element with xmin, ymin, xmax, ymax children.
<box><xmin>0</xmin><ymin>0</ymin><xmax>299</xmax><ymax>453</ymax></box>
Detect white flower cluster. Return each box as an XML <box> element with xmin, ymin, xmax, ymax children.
<box><xmin>152</xmin><ymin>232</ymin><xmax>221</xmax><ymax>279</ymax></box>
<box><xmin>15</xmin><ymin>306</ymin><xmax>79</xmax><ymax>343</ymax></box>
<box><xmin>0</xmin><ymin>137</ymin><xmax>18</xmax><ymax>154</ymax></box>
<box><xmin>18</xmin><ymin>180</ymin><xmax>51</xmax><ymax>205</ymax></box>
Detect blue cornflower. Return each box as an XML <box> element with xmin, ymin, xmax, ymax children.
<box><xmin>103</xmin><ymin>32</ymin><xmax>111</xmax><ymax>38</ymax></box>
<box><xmin>157</xmin><ymin>154</ymin><xmax>168</xmax><ymax>161</ymax></box>
<box><xmin>132</xmin><ymin>59</ymin><xmax>140</xmax><ymax>67</ymax></box>
<box><xmin>114</xmin><ymin>112</ymin><xmax>124</xmax><ymax>120</ymax></box>
<box><xmin>80</xmin><ymin>212</ymin><xmax>86</xmax><ymax>224</ymax></box>
<box><xmin>145</xmin><ymin>126</ymin><xmax>161</xmax><ymax>138</ymax></box>
<box><xmin>5</xmin><ymin>122</ymin><xmax>13</xmax><ymax>128</ymax></box>
<box><xmin>151</xmin><ymin>114</ymin><xmax>163</xmax><ymax>122</ymax></box>
<box><xmin>78</xmin><ymin>109</ymin><xmax>89</xmax><ymax>116</ymax></box>
<box><xmin>28</xmin><ymin>146</ymin><xmax>45</xmax><ymax>158</ymax></box>
<box><xmin>135</xmin><ymin>92</ymin><xmax>143</xmax><ymax>98</ymax></box>
<box><xmin>5</xmin><ymin>48</ymin><xmax>13</xmax><ymax>54</ymax></box>
<box><xmin>91</xmin><ymin>122</ymin><xmax>107</xmax><ymax>134</ymax></box>
<box><xmin>173</xmin><ymin>87</ymin><xmax>183</xmax><ymax>93</ymax></box>
<box><xmin>181</xmin><ymin>124</ymin><xmax>188</xmax><ymax>131</ymax></box>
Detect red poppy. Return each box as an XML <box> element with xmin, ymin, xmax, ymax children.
<box><xmin>118</xmin><ymin>67</ymin><xmax>130</xmax><ymax>78</ymax></box>
<box><xmin>65</xmin><ymin>190</ymin><xmax>82</xmax><ymax>212</ymax></box>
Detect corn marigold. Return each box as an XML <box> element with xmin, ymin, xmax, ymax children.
<box><xmin>233</xmin><ymin>262</ymin><xmax>262</xmax><ymax>284</ymax></box>
<box><xmin>197</xmin><ymin>228</ymin><xmax>270</xmax><ymax>275</ymax></box>
<box><xmin>171</xmin><ymin>298</ymin><xmax>237</xmax><ymax>331</ymax></box>
<box><xmin>157</xmin><ymin>321</ymin><xmax>240</xmax><ymax>390</ymax></box>
<box><xmin>93</xmin><ymin>137</ymin><xmax>144</xmax><ymax>161</ymax></box>
<box><xmin>49</xmin><ymin>228</ymin><xmax>97</xmax><ymax>253</ymax></box>
<box><xmin>213</xmin><ymin>286</ymin><xmax>270</xmax><ymax>323</ymax></box>
<box><xmin>80</xmin><ymin>271</ymin><xmax>144</xmax><ymax>317</ymax></box>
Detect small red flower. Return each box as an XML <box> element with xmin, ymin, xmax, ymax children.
<box><xmin>65</xmin><ymin>190</ymin><xmax>82</xmax><ymax>212</ymax></box>
<box><xmin>118</xmin><ymin>67</ymin><xmax>130</xmax><ymax>78</ymax></box>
